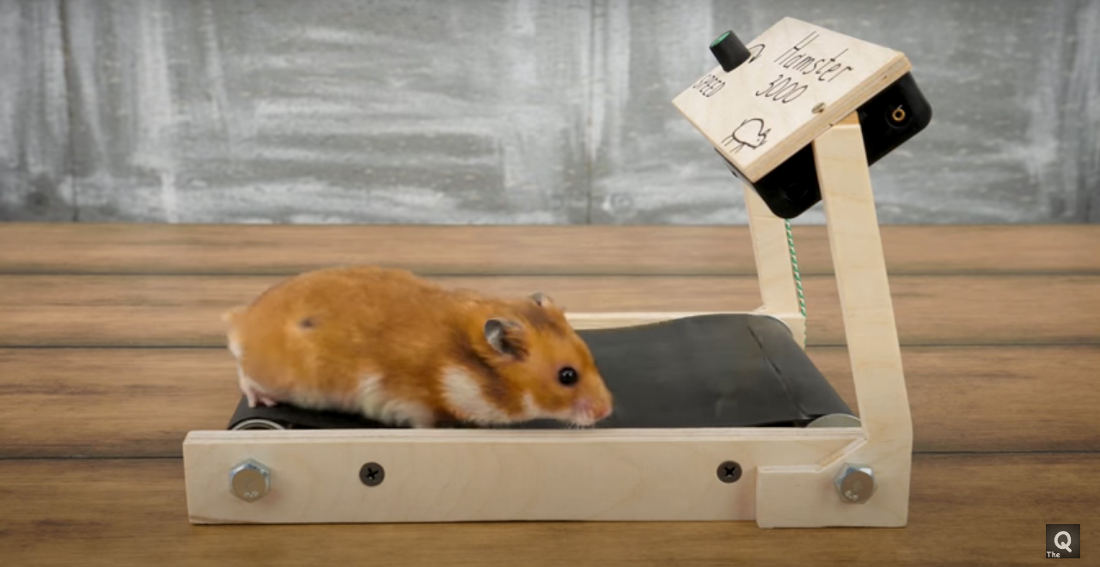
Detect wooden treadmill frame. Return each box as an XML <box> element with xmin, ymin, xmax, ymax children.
<box><xmin>183</xmin><ymin>111</ymin><xmax>911</xmax><ymax>527</ymax></box>
<box><xmin>183</xmin><ymin>19</ymin><xmax>913</xmax><ymax>527</ymax></box>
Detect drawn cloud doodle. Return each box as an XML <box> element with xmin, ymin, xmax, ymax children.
<box><xmin>722</xmin><ymin>118</ymin><xmax>771</xmax><ymax>154</ymax></box>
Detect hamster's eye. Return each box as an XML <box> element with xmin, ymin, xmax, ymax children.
<box><xmin>558</xmin><ymin>366</ymin><xmax>579</xmax><ymax>386</ymax></box>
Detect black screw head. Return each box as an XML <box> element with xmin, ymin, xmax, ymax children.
<box><xmin>717</xmin><ymin>460</ymin><xmax>742</xmax><ymax>483</ymax></box>
<box><xmin>359</xmin><ymin>462</ymin><xmax>385</xmax><ymax>487</ymax></box>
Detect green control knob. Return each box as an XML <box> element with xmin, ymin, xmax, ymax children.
<box><xmin>710</xmin><ymin>30</ymin><xmax>750</xmax><ymax>72</ymax></box>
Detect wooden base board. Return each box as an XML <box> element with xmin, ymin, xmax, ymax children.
<box><xmin>184</xmin><ymin>428</ymin><xmax>866</xmax><ymax>524</ymax></box>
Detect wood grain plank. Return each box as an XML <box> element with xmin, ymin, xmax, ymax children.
<box><xmin>2</xmin><ymin>346</ymin><xmax>1096</xmax><ymax>459</ymax></box>
<box><xmin>815</xmin><ymin>345</ymin><xmax>1100</xmax><ymax>453</ymax></box>
<box><xmin>2</xmin><ymin>223</ymin><xmax>1098</xmax><ymax>275</ymax></box>
<box><xmin>1</xmin><ymin>274</ymin><xmax>1096</xmax><ymax>347</ymax></box>
<box><xmin>0</xmin><ymin>454</ymin><xmax>1095</xmax><ymax>566</ymax></box>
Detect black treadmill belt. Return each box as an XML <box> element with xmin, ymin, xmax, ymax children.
<box><xmin>227</xmin><ymin>314</ymin><xmax>851</xmax><ymax>430</ymax></box>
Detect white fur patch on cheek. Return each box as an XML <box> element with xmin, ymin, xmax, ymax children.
<box><xmin>356</xmin><ymin>374</ymin><xmax>435</xmax><ymax>428</ymax></box>
<box><xmin>521</xmin><ymin>393</ymin><xmax>540</xmax><ymax>420</ymax></box>
<box><xmin>440</xmin><ymin>366</ymin><xmax>512</xmax><ymax>425</ymax></box>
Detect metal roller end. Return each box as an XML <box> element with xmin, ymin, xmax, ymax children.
<box><xmin>230</xmin><ymin>418</ymin><xmax>287</xmax><ymax>431</ymax></box>
<box><xmin>806</xmin><ymin>413</ymin><xmax>862</xmax><ymax>428</ymax></box>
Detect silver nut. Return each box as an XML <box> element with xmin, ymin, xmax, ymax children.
<box><xmin>834</xmin><ymin>463</ymin><xmax>875</xmax><ymax>504</ymax></box>
<box><xmin>229</xmin><ymin>459</ymin><xmax>271</xmax><ymax>502</ymax></box>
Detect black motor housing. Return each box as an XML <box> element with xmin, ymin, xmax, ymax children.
<box><xmin>709</xmin><ymin>30</ymin><xmax>933</xmax><ymax>219</ymax></box>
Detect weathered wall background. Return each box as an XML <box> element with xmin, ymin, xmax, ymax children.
<box><xmin>1</xmin><ymin>0</ymin><xmax>1097</xmax><ymax>224</ymax></box>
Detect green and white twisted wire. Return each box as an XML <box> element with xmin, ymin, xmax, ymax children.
<box><xmin>784</xmin><ymin>220</ymin><xmax>807</xmax><ymax>318</ymax></box>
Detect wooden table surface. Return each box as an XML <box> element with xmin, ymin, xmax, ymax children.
<box><xmin>1</xmin><ymin>223</ymin><xmax>1097</xmax><ymax>566</ymax></box>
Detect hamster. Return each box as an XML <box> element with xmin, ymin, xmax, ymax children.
<box><xmin>223</xmin><ymin>265</ymin><xmax>613</xmax><ymax>428</ymax></box>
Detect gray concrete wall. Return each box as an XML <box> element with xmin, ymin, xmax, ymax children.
<box><xmin>1</xmin><ymin>0</ymin><xmax>1097</xmax><ymax>224</ymax></box>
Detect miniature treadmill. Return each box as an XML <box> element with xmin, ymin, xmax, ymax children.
<box><xmin>183</xmin><ymin>17</ymin><xmax>930</xmax><ymax>527</ymax></box>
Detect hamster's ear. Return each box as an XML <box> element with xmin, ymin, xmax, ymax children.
<box><xmin>221</xmin><ymin>305</ymin><xmax>246</xmax><ymax>326</ymax></box>
<box><xmin>530</xmin><ymin>292</ymin><xmax>566</xmax><ymax>313</ymax></box>
<box><xmin>484</xmin><ymin>318</ymin><xmax>528</xmax><ymax>359</ymax></box>
<box><xmin>530</xmin><ymin>292</ymin><xmax>554</xmax><ymax>308</ymax></box>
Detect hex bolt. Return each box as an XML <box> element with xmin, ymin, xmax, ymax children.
<box><xmin>229</xmin><ymin>459</ymin><xmax>271</xmax><ymax>502</ymax></box>
<box><xmin>834</xmin><ymin>463</ymin><xmax>875</xmax><ymax>504</ymax></box>
<box><xmin>716</xmin><ymin>460</ymin><xmax>742</xmax><ymax>483</ymax></box>
<box><xmin>359</xmin><ymin>462</ymin><xmax>385</xmax><ymax>487</ymax></box>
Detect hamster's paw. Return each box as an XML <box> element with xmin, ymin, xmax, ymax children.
<box><xmin>407</xmin><ymin>415</ymin><xmax>436</xmax><ymax>428</ymax></box>
<box><xmin>238</xmin><ymin>367</ymin><xmax>277</xmax><ymax>409</ymax></box>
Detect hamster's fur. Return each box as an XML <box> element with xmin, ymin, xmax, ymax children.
<box><xmin>224</xmin><ymin>266</ymin><xmax>613</xmax><ymax>428</ymax></box>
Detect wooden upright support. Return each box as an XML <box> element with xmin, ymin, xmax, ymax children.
<box><xmin>755</xmin><ymin>113</ymin><xmax>911</xmax><ymax>527</ymax></box>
